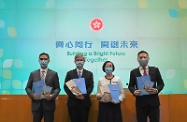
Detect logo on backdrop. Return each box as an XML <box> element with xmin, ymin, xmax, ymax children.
<box><xmin>90</xmin><ymin>18</ymin><xmax>103</xmax><ymax>31</ymax></box>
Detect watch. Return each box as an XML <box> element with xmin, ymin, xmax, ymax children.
<box><xmin>155</xmin><ymin>89</ymin><xmax>158</xmax><ymax>93</ymax></box>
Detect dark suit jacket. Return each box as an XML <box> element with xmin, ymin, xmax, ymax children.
<box><xmin>25</xmin><ymin>69</ymin><xmax>61</xmax><ymax>111</ymax></box>
<box><xmin>128</xmin><ymin>66</ymin><xmax>164</xmax><ymax>107</ymax></box>
<box><xmin>64</xmin><ymin>69</ymin><xmax>94</xmax><ymax>107</ymax></box>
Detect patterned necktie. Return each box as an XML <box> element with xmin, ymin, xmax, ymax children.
<box><xmin>143</xmin><ymin>68</ymin><xmax>147</xmax><ymax>76</ymax></box>
<box><xmin>41</xmin><ymin>70</ymin><xmax>45</xmax><ymax>80</ymax></box>
<box><xmin>78</xmin><ymin>71</ymin><xmax>81</xmax><ymax>78</ymax></box>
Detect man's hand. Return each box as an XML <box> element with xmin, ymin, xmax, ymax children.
<box><xmin>45</xmin><ymin>93</ymin><xmax>53</xmax><ymax>100</ymax></box>
<box><xmin>75</xmin><ymin>93</ymin><xmax>85</xmax><ymax>100</ymax></box>
<box><xmin>33</xmin><ymin>94</ymin><xmax>41</xmax><ymax>100</ymax></box>
<box><xmin>147</xmin><ymin>88</ymin><xmax>158</xmax><ymax>94</ymax></box>
<box><xmin>134</xmin><ymin>90</ymin><xmax>142</xmax><ymax>96</ymax></box>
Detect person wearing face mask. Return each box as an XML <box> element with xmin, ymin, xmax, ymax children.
<box><xmin>25</xmin><ymin>52</ymin><xmax>61</xmax><ymax>122</ymax></box>
<box><xmin>128</xmin><ymin>50</ymin><xmax>165</xmax><ymax>122</ymax></box>
<box><xmin>64</xmin><ymin>54</ymin><xmax>94</xmax><ymax>122</ymax></box>
<box><xmin>96</xmin><ymin>61</ymin><xmax>125</xmax><ymax>122</ymax></box>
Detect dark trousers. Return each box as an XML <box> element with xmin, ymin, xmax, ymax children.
<box><xmin>68</xmin><ymin>104</ymin><xmax>90</xmax><ymax>122</ymax></box>
<box><xmin>32</xmin><ymin>102</ymin><xmax>54</xmax><ymax>122</ymax></box>
<box><xmin>136</xmin><ymin>106</ymin><xmax>160</xmax><ymax>122</ymax></box>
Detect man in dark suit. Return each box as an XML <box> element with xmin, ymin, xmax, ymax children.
<box><xmin>64</xmin><ymin>54</ymin><xmax>94</xmax><ymax>122</ymax></box>
<box><xmin>25</xmin><ymin>52</ymin><xmax>61</xmax><ymax>122</ymax></box>
<box><xmin>128</xmin><ymin>50</ymin><xmax>164</xmax><ymax>122</ymax></box>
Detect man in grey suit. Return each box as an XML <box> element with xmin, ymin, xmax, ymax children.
<box><xmin>25</xmin><ymin>52</ymin><xmax>61</xmax><ymax>122</ymax></box>
<box><xmin>64</xmin><ymin>54</ymin><xmax>94</xmax><ymax>122</ymax></box>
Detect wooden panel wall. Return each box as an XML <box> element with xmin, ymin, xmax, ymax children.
<box><xmin>168</xmin><ymin>94</ymin><xmax>187</xmax><ymax>122</ymax></box>
<box><xmin>0</xmin><ymin>94</ymin><xmax>185</xmax><ymax>122</ymax></box>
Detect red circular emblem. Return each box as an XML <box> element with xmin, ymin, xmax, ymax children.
<box><xmin>90</xmin><ymin>18</ymin><xmax>103</xmax><ymax>31</ymax></box>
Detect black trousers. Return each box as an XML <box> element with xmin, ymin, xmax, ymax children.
<box><xmin>68</xmin><ymin>104</ymin><xmax>90</xmax><ymax>122</ymax></box>
<box><xmin>136</xmin><ymin>106</ymin><xmax>160</xmax><ymax>122</ymax></box>
<box><xmin>32</xmin><ymin>101</ymin><xmax>54</xmax><ymax>122</ymax></box>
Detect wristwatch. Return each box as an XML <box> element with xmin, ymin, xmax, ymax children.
<box><xmin>155</xmin><ymin>89</ymin><xmax>158</xmax><ymax>93</ymax></box>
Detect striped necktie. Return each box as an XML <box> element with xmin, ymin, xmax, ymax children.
<box><xmin>41</xmin><ymin>70</ymin><xmax>45</xmax><ymax>80</ymax></box>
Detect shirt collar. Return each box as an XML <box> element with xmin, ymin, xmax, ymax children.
<box><xmin>76</xmin><ymin>68</ymin><xmax>83</xmax><ymax>73</ymax></box>
<box><xmin>139</xmin><ymin>66</ymin><xmax>148</xmax><ymax>76</ymax></box>
<box><xmin>139</xmin><ymin>65</ymin><xmax>148</xmax><ymax>70</ymax></box>
<box><xmin>40</xmin><ymin>68</ymin><xmax>48</xmax><ymax>72</ymax></box>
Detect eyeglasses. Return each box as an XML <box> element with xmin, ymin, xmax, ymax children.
<box><xmin>40</xmin><ymin>58</ymin><xmax>48</xmax><ymax>60</ymax></box>
<box><xmin>76</xmin><ymin>59</ymin><xmax>84</xmax><ymax>61</ymax></box>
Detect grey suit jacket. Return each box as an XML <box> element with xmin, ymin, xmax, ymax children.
<box><xmin>25</xmin><ymin>68</ymin><xmax>61</xmax><ymax>111</ymax></box>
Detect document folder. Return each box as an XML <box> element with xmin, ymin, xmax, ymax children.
<box><xmin>73</xmin><ymin>78</ymin><xmax>87</xmax><ymax>94</ymax></box>
<box><xmin>136</xmin><ymin>75</ymin><xmax>154</xmax><ymax>96</ymax></box>
<box><xmin>33</xmin><ymin>80</ymin><xmax>45</xmax><ymax>94</ymax></box>
<box><xmin>108</xmin><ymin>84</ymin><xmax>120</xmax><ymax>103</ymax></box>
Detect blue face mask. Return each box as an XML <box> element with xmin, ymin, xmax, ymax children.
<box><xmin>39</xmin><ymin>60</ymin><xmax>49</xmax><ymax>68</ymax></box>
<box><xmin>105</xmin><ymin>67</ymin><xmax>113</xmax><ymax>74</ymax></box>
<box><xmin>76</xmin><ymin>61</ymin><xmax>84</xmax><ymax>68</ymax></box>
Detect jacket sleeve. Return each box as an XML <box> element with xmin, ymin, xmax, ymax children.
<box><xmin>51</xmin><ymin>72</ymin><xmax>61</xmax><ymax>99</ymax></box>
<box><xmin>64</xmin><ymin>71</ymin><xmax>77</xmax><ymax>98</ymax></box>
<box><xmin>128</xmin><ymin>69</ymin><xmax>137</xmax><ymax>95</ymax></box>
<box><xmin>25</xmin><ymin>72</ymin><xmax>34</xmax><ymax>99</ymax></box>
<box><xmin>155</xmin><ymin>67</ymin><xmax>165</xmax><ymax>93</ymax></box>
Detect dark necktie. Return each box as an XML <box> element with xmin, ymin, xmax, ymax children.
<box><xmin>143</xmin><ymin>68</ymin><xmax>147</xmax><ymax>76</ymax></box>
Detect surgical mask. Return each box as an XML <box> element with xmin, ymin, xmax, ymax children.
<box><xmin>39</xmin><ymin>60</ymin><xmax>49</xmax><ymax>68</ymax></box>
<box><xmin>105</xmin><ymin>67</ymin><xmax>113</xmax><ymax>74</ymax></box>
<box><xmin>76</xmin><ymin>61</ymin><xmax>84</xmax><ymax>68</ymax></box>
<box><xmin>138</xmin><ymin>58</ymin><xmax>149</xmax><ymax>67</ymax></box>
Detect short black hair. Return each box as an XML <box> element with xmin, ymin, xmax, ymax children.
<box><xmin>137</xmin><ymin>50</ymin><xmax>149</xmax><ymax>57</ymax></box>
<box><xmin>39</xmin><ymin>52</ymin><xmax>50</xmax><ymax>59</ymax></box>
<box><xmin>102</xmin><ymin>61</ymin><xmax>115</xmax><ymax>72</ymax></box>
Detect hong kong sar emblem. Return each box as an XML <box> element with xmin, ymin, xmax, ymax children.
<box><xmin>90</xmin><ymin>18</ymin><xmax>103</xmax><ymax>31</ymax></box>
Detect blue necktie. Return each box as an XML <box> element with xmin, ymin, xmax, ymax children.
<box><xmin>78</xmin><ymin>71</ymin><xmax>81</xmax><ymax>78</ymax></box>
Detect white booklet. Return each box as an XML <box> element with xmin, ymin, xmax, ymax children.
<box><xmin>99</xmin><ymin>84</ymin><xmax>110</xmax><ymax>95</ymax></box>
<box><xmin>66</xmin><ymin>80</ymin><xmax>81</xmax><ymax>95</ymax></box>
<box><xmin>99</xmin><ymin>85</ymin><xmax>111</xmax><ymax>102</ymax></box>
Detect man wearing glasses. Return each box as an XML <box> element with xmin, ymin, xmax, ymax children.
<box><xmin>25</xmin><ymin>52</ymin><xmax>61</xmax><ymax>122</ymax></box>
